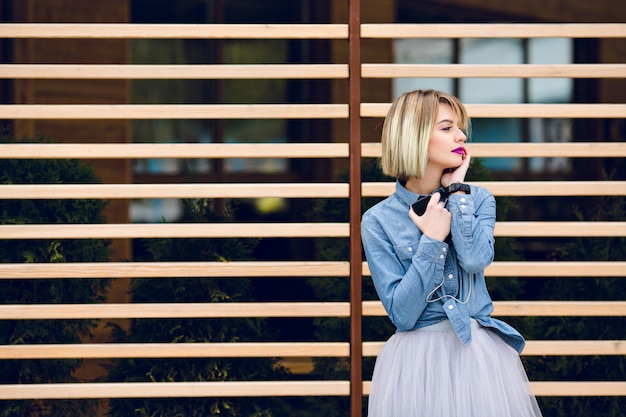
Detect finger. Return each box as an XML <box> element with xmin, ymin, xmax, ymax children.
<box><xmin>461</xmin><ymin>150</ymin><xmax>471</xmax><ymax>166</ymax></box>
<box><xmin>428</xmin><ymin>192</ymin><xmax>441</xmax><ymax>206</ymax></box>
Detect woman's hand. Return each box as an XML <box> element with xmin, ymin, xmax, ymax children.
<box><xmin>441</xmin><ymin>148</ymin><xmax>471</xmax><ymax>187</ymax></box>
<box><xmin>409</xmin><ymin>192</ymin><xmax>451</xmax><ymax>242</ymax></box>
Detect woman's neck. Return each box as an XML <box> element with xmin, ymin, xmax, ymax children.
<box><xmin>404</xmin><ymin>176</ymin><xmax>441</xmax><ymax>195</ymax></box>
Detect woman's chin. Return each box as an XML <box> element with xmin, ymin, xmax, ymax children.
<box><xmin>443</xmin><ymin>163</ymin><xmax>462</xmax><ymax>174</ymax></box>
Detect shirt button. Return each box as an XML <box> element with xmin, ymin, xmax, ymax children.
<box><xmin>460</xmin><ymin>205</ymin><xmax>466</xmax><ymax>209</ymax></box>
<box><xmin>448</xmin><ymin>274</ymin><xmax>453</xmax><ymax>279</ymax></box>
<box><xmin>448</xmin><ymin>305</ymin><xmax>454</xmax><ymax>310</ymax></box>
<box><xmin>442</xmin><ymin>247</ymin><xmax>447</xmax><ymax>252</ymax></box>
<box><xmin>408</xmin><ymin>246</ymin><xmax>413</xmax><ymax>252</ymax></box>
<box><xmin>439</xmin><ymin>254</ymin><xmax>445</xmax><ymax>259</ymax></box>
<box><xmin>460</xmin><ymin>198</ymin><xmax>466</xmax><ymax>203</ymax></box>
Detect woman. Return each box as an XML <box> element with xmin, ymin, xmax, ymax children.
<box><xmin>361</xmin><ymin>89</ymin><xmax>542</xmax><ymax>417</ymax></box>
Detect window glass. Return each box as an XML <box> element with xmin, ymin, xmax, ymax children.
<box><xmin>529</xmin><ymin>38</ymin><xmax>573</xmax><ymax>103</ymax></box>
<box><xmin>458</xmin><ymin>39</ymin><xmax>525</xmax><ymax>173</ymax></box>
<box><xmin>222</xmin><ymin>39</ymin><xmax>288</xmax><ymax>174</ymax></box>
<box><xmin>459</xmin><ymin>38</ymin><xmax>524</xmax><ymax>104</ymax></box>
<box><xmin>392</xmin><ymin>38</ymin><xmax>454</xmax><ymax>98</ymax></box>
<box><xmin>528</xmin><ymin>38</ymin><xmax>574</xmax><ymax>173</ymax></box>
<box><xmin>129</xmin><ymin>1</ymin><xmax>298</xmax><ymax>222</ymax></box>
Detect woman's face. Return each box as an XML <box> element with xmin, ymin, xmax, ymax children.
<box><xmin>427</xmin><ymin>103</ymin><xmax>467</xmax><ymax>171</ymax></box>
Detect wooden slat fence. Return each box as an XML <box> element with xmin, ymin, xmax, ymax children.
<box><xmin>0</xmin><ymin>18</ymin><xmax>624</xmax><ymax>416</ymax></box>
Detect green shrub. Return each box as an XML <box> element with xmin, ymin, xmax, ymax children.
<box><xmin>105</xmin><ymin>199</ymin><xmax>290</xmax><ymax>417</ymax></box>
<box><xmin>525</xmin><ymin>187</ymin><xmax>626</xmax><ymax>417</ymax></box>
<box><xmin>0</xmin><ymin>133</ymin><xmax>111</xmax><ymax>417</ymax></box>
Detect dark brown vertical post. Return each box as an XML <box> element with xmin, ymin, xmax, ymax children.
<box><xmin>348</xmin><ymin>0</ymin><xmax>362</xmax><ymax>416</ymax></box>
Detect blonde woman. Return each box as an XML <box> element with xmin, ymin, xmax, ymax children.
<box><xmin>361</xmin><ymin>89</ymin><xmax>542</xmax><ymax>417</ymax></box>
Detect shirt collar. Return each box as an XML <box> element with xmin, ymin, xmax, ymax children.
<box><xmin>395</xmin><ymin>179</ymin><xmax>423</xmax><ymax>206</ymax></box>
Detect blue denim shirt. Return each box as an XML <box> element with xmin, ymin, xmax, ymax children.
<box><xmin>361</xmin><ymin>180</ymin><xmax>525</xmax><ymax>354</ymax></box>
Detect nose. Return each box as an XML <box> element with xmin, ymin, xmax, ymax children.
<box><xmin>456</xmin><ymin>127</ymin><xmax>467</xmax><ymax>142</ymax></box>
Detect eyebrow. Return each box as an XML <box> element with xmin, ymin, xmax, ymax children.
<box><xmin>436</xmin><ymin>119</ymin><xmax>455</xmax><ymax>125</ymax></box>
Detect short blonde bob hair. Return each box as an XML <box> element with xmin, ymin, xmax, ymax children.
<box><xmin>381</xmin><ymin>89</ymin><xmax>469</xmax><ymax>180</ymax></box>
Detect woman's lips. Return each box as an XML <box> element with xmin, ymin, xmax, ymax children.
<box><xmin>452</xmin><ymin>147</ymin><xmax>466</xmax><ymax>155</ymax></box>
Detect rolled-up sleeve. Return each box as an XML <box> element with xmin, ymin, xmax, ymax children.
<box><xmin>447</xmin><ymin>187</ymin><xmax>496</xmax><ymax>273</ymax></box>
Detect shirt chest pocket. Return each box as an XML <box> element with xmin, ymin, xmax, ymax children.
<box><xmin>393</xmin><ymin>242</ymin><xmax>419</xmax><ymax>269</ymax></box>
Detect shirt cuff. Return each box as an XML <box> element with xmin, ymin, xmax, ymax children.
<box><xmin>416</xmin><ymin>234</ymin><xmax>449</xmax><ymax>266</ymax></box>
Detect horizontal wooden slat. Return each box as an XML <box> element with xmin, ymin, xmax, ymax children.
<box><xmin>485</xmin><ymin>180</ymin><xmax>626</xmax><ymax>196</ymax></box>
<box><xmin>1</xmin><ymin>261</ymin><xmax>623</xmax><ymax>280</ymax></box>
<box><xmin>3</xmin><ymin>142</ymin><xmax>624</xmax><ymax>160</ymax></box>
<box><xmin>362</xmin><ymin>301</ymin><xmax>626</xmax><ymax>317</ymax></box>
<box><xmin>0</xmin><ymin>143</ymin><xmax>349</xmax><ymax>159</ymax></box>
<box><xmin>0</xmin><ymin>261</ymin><xmax>350</xmax><ymax>279</ymax></box>
<box><xmin>362</xmin><ymin>181</ymin><xmax>626</xmax><ymax>197</ymax></box>
<box><xmin>3</xmin><ymin>301</ymin><xmax>624</xmax><ymax>320</ymax></box>
<box><xmin>0</xmin><ymin>342</ymin><xmax>350</xmax><ymax>359</ymax></box>
<box><xmin>361</xmin><ymin>23</ymin><xmax>626</xmax><ymax>39</ymax></box>
<box><xmin>0</xmin><ymin>23</ymin><xmax>348</xmax><ymax>39</ymax></box>
<box><xmin>1</xmin><ymin>380</ymin><xmax>624</xmax><ymax>399</ymax></box>
<box><xmin>362</xmin><ymin>103</ymin><xmax>626</xmax><ymax>118</ymax></box>
<box><xmin>0</xmin><ymin>64</ymin><xmax>349</xmax><ymax>79</ymax></box>
<box><xmin>6</xmin><ymin>103</ymin><xmax>623</xmax><ymax>120</ymax></box>
<box><xmin>494</xmin><ymin>222</ymin><xmax>626</xmax><ymax>237</ymax></box>
<box><xmin>0</xmin><ymin>302</ymin><xmax>351</xmax><ymax>320</ymax></box>
<box><xmin>362</xmin><ymin>64</ymin><xmax>626</xmax><ymax>78</ymax></box>
<box><xmin>0</xmin><ymin>223</ymin><xmax>349</xmax><ymax>239</ymax></box>
<box><xmin>0</xmin><ymin>183</ymin><xmax>349</xmax><ymax>199</ymax></box>
<box><xmin>3</xmin><ymin>23</ymin><xmax>624</xmax><ymax>40</ymax></box>
<box><xmin>529</xmin><ymin>381</ymin><xmax>626</xmax><ymax>397</ymax></box>
<box><xmin>2</xmin><ymin>181</ymin><xmax>623</xmax><ymax>200</ymax></box>
<box><xmin>493</xmin><ymin>301</ymin><xmax>626</xmax><ymax>316</ymax></box>
<box><xmin>362</xmin><ymin>381</ymin><xmax>626</xmax><ymax>397</ymax></box>
<box><xmin>1</xmin><ymin>222</ymin><xmax>622</xmax><ymax>239</ymax></box>
<box><xmin>6</xmin><ymin>63</ymin><xmax>622</xmax><ymax>80</ymax></box>
<box><xmin>363</xmin><ymin>261</ymin><xmax>626</xmax><ymax>277</ymax></box>
<box><xmin>362</xmin><ymin>142</ymin><xmax>626</xmax><ymax>158</ymax></box>
<box><xmin>521</xmin><ymin>340</ymin><xmax>626</xmax><ymax>356</ymax></box>
<box><xmin>0</xmin><ymin>381</ymin><xmax>350</xmax><ymax>400</ymax></box>
<box><xmin>362</xmin><ymin>340</ymin><xmax>626</xmax><ymax>357</ymax></box>
<box><xmin>485</xmin><ymin>261</ymin><xmax>626</xmax><ymax>277</ymax></box>
<box><xmin>0</xmin><ymin>104</ymin><xmax>348</xmax><ymax>119</ymax></box>
<box><xmin>3</xmin><ymin>339</ymin><xmax>623</xmax><ymax>360</ymax></box>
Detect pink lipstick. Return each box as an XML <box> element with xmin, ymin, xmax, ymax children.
<box><xmin>452</xmin><ymin>147</ymin><xmax>466</xmax><ymax>155</ymax></box>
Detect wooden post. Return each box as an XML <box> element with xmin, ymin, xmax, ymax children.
<box><xmin>349</xmin><ymin>0</ymin><xmax>363</xmax><ymax>416</ymax></box>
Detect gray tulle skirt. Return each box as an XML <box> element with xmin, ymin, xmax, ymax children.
<box><xmin>367</xmin><ymin>319</ymin><xmax>543</xmax><ymax>417</ymax></box>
